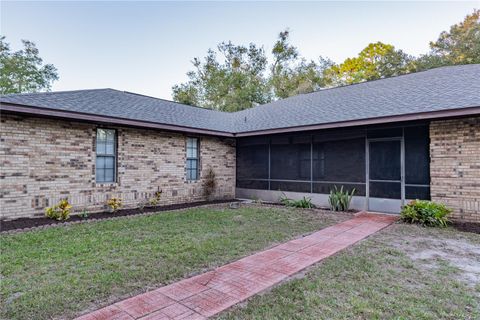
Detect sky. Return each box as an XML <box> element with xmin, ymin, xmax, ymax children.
<box><xmin>1</xmin><ymin>1</ymin><xmax>477</xmax><ymax>100</ymax></box>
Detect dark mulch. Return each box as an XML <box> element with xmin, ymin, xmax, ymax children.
<box><xmin>451</xmin><ymin>221</ymin><xmax>480</xmax><ymax>234</ymax></box>
<box><xmin>0</xmin><ymin>199</ymin><xmax>236</xmax><ymax>233</ymax></box>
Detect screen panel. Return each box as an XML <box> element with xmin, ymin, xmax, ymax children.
<box><xmin>406</xmin><ymin>186</ymin><xmax>430</xmax><ymax>200</ymax></box>
<box><xmin>367</xmin><ymin>127</ymin><xmax>402</xmax><ymax>139</ymax></box>
<box><xmin>270</xmin><ymin>181</ymin><xmax>311</xmax><ymax>193</ymax></box>
<box><xmin>404</xmin><ymin>126</ymin><xmax>430</xmax><ymax>185</ymax></box>
<box><xmin>369</xmin><ymin>140</ymin><xmax>401</xmax><ymax>181</ymax></box>
<box><xmin>236</xmin><ymin>137</ymin><xmax>269</xmax><ymax>180</ymax></box>
<box><xmin>369</xmin><ymin>181</ymin><xmax>401</xmax><ymax>199</ymax></box>
<box><xmin>313</xmin><ymin>183</ymin><xmax>366</xmax><ymax>196</ymax></box>
<box><xmin>236</xmin><ymin>180</ymin><xmax>269</xmax><ymax>190</ymax></box>
<box><xmin>270</xmin><ymin>134</ymin><xmax>311</xmax><ymax>181</ymax></box>
<box><xmin>314</xmin><ymin>138</ymin><xmax>366</xmax><ymax>182</ymax></box>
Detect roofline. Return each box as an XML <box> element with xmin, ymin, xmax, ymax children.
<box><xmin>234</xmin><ymin>106</ymin><xmax>480</xmax><ymax>137</ymax></box>
<box><xmin>2</xmin><ymin>102</ymin><xmax>479</xmax><ymax>138</ymax></box>
<box><xmin>0</xmin><ymin>102</ymin><xmax>235</xmax><ymax>137</ymax></box>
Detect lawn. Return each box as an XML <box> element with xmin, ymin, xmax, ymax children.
<box><xmin>218</xmin><ymin>223</ymin><xmax>480</xmax><ymax>320</ymax></box>
<box><xmin>0</xmin><ymin>204</ymin><xmax>349</xmax><ymax>320</ymax></box>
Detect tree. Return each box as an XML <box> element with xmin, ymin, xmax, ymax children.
<box><xmin>324</xmin><ymin>42</ymin><xmax>414</xmax><ymax>86</ymax></box>
<box><xmin>175</xmin><ymin>12</ymin><xmax>480</xmax><ymax>111</ymax></box>
<box><xmin>173</xmin><ymin>30</ymin><xmax>334</xmax><ymax>109</ymax></box>
<box><xmin>271</xmin><ymin>57</ymin><xmax>334</xmax><ymax>98</ymax></box>
<box><xmin>0</xmin><ymin>36</ymin><xmax>59</xmax><ymax>94</ymax></box>
<box><xmin>416</xmin><ymin>9</ymin><xmax>480</xmax><ymax>70</ymax></box>
<box><xmin>172</xmin><ymin>42</ymin><xmax>271</xmax><ymax>112</ymax></box>
<box><xmin>270</xmin><ymin>30</ymin><xmax>334</xmax><ymax>98</ymax></box>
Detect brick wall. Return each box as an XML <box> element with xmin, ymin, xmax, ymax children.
<box><xmin>0</xmin><ymin>114</ymin><xmax>236</xmax><ymax>219</ymax></box>
<box><xmin>430</xmin><ymin>117</ymin><xmax>480</xmax><ymax>223</ymax></box>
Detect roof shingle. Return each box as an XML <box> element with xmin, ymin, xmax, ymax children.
<box><xmin>1</xmin><ymin>64</ymin><xmax>479</xmax><ymax>134</ymax></box>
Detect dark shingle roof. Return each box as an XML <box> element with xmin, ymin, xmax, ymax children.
<box><xmin>232</xmin><ymin>64</ymin><xmax>480</xmax><ymax>132</ymax></box>
<box><xmin>0</xmin><ymin>89</ymin><xmax>234</xmax><ymax>132</ymax></box>
<box><xmin>1</xmin><ymin>64</ymin><xmax>479</xmax><ymax>134</ymax></box>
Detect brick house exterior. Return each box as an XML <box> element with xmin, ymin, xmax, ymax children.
<box><xmin>0</xmin><ymin>114</ymin><xmax>235</xmax><ymax>219</ymax></box>
<box><xmin>430</xmin><ymin>117</ymin><xmax>480</xmax><ymax>223</ymax></box>
<box><xmin>1</xmin><ymin>65</ymin><xmax>479</xmax><ymax>222</ymax></box>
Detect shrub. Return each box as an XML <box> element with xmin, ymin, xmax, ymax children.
<box><xmin>280</xmin><ymin>194</ymin><xmax>315</xmax><ymax>208</ymax></box>
<box><xmin>45</xmin><ymin>199</ymin><xmax>72</xmax><ymax>220</ymax></box>
<box><xmin>149</xmin><ymin>190</ymin><xmax>163</xmax><ymax>206</ymax></box>
<box><xmin>401</xmin><ymin>200</ymin><xmax>451</xmax><ymax>227</ymax></box>
<box><xmin>79</xmin><ymin>209</ymin><xmax>89</xmax><ymax>219</ymax></box>
<box><xmin>106</xmin><ymin>197</ymin><xmax>122</xmax><ymax>212</ymax></box>
<box><xmin>202</xmin><ymin>167</ymin><xmax>217</xmax><ymax>200</ymax></box>
<box><xmin>138</xmin><ymin>200</ymin><xmax>147</xmax><ymax>211</ymax></box>
<box><xmin>252</xmin><ymin>197</ymin><xmax>263</xmax><ymax>205</ymax></box>
<box><xmin>328</xmin><ymin>185</ymin><xmax>355</xmax><ymax>212</ymax></box>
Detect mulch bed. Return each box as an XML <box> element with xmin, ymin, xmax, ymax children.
<box><xmin>0</xmin><ymin>199</ymin><xmax>237</xmax><ymax>233</ymax></box>
<box><xmin>451</xmin><ymin>221</ymin><xmax>480</xmax><ymax>234</ymax></box>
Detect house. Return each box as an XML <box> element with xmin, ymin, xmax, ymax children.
<box><xmin>1</xmin><ymin>64</ymin><xmax>479</xmax><ymax>222</ymax></box>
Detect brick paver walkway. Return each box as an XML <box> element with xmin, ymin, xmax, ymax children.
<box><xmin>76</xmin><ymin>212</ymin><xmax>397</xmax><ymax>320</ymax></box>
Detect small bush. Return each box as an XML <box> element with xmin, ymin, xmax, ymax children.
<box><xmin>328</xmin><ymin>185</ymin><xmax>355</xmax><ymax>212</ymax></box>
<box><xmin>138</xmin><ymin>200</ymin><xmax>147</xmax><ymax>211</ymax></box>
<box><xmin>106</xmin><ymin>197</ymin><xmax>122</xmax><ymax>212</ymax></box>
<box><xmin>202</xmin><ymin>167</ymin><xmax>217</xmax><ymax>200</ymax></box>
<box><xmin>45</xmin><ymin>199</ymin><xmax>72</xmax><ymax>220</ymax></box>
<box><xmin>149</xmin><ymin>190</ymin><xmax>163</xmax><ymax>206</ymax></box>
<box><xmin>79</xmin><ymin>209</ymin><xmax>89</xmax><ymax>219</ymax></box>
<box><xmin>280</xmin><ymin>194</ymin><xmax>315</xmax><ymax>208</ymax></box>
<box><xmin>401</xmin><ymin>200</ymin><xmax>451</xmax><ymax>227</ymax></box>
<box><xmin>252</xmin><ymin>197</ymin><xmax>263</xmax><ymax>204</ymax></box>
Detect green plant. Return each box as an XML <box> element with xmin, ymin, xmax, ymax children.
<box><xmin>138</xmin><ymin>200</ymin><xmax>147</xmax><ymax>211</ymax></box>
<box><xmin>45</xmin><ymin>199</ymin><xmax>72</xmax><ymax>221</ymax></box>
<box><xmin>79</xmin><ymin>209</ymin><xmax>89</xmax><ymax>219</ymax></box>
<box><xmin>149</xmin><ymin>190</ymin><xmax>163</xmax><ymax>206</ymax></box>
<box><xmin>328</xmin><ymin>186</ymin><xmax>355</xmax><ymax>212</ymax></box>
<box><xmin>106</xmin><ymin>197</ymin><xmax>122</xmax><ymax>212</ymax></box>
<box><xmin>202</xmin><ymin>167</ymin><xmax>217</xmax><ymax>199</ymax></box>
<box><xmin>252</xmin><ymin>197</ymin><xmax>263</xmax><ymax>204</ymax></box>
<box><xmin>401</xmin><ymin>200</ymin><xmax>451</xmax><ymax>227</ymax></box>
<box><xmin>280</xmin><ymin>193</ymin><xmax>314</xmax><ymax>208</ymax></box>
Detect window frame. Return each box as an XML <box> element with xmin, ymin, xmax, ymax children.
<box><xmin>95</xmin><ymin>128</ymin><xmax>117</xmax><ymax>184</ymax></box>
<box><xmin>186</xmin><ymin>137</ymin><xmax>200</xmax><ymax>181</ymax></box>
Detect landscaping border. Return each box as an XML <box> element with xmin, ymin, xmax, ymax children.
<box><xmin>0</xmin><ymin>199</ymin><xmax>238</xmax><ymax>234</ymax></box>
<box><xmin>451</xmin><ymin>221</ymin><xmax>480</xmax><ymax>234</ymax></box>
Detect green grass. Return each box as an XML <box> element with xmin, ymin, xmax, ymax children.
<box><xmin>0</xmin><ymin>205</ymin><xmax>346</xmax><ymax>320</ymax></box>
<box><xmin>218</xmin><ymin>223</ymin><xmax>480</xmax><ymax>320</ymax></box>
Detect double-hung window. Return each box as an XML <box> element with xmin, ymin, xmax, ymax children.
<box><xmin>96</xmin><ymin>128</ymin><xmax>116</xmax><ymax>183</ymax></box>
<box><xmin>186</xmin><ymin>137</ymin><xmax>199</xmax><ymax>181</ymax></box>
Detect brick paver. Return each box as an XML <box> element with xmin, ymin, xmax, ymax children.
<box><xmin>76</xmin><ymin>212</ymin><xmax>397</xmax><ymax>320</ymax></box>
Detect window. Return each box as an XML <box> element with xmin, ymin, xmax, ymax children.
<box><xmin>96</xmin><ymin>128</ymin><xmax>116</xmax><ymax>183</ymax></box>
<box><xmin>186</xmin><ymin>137</ymin><xmax>199</xmax><ymax>181</ymax></box>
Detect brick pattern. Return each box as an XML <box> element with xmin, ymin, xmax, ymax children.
<box><xmin>430</xmin><ymin>117</ymin><xmax>480</xmax><ymax>223</ymax></box>
<box><xmin>75</xmin><ymin>213</ymin><xmax>397</xmax><ymax>320</ymax></box>
<box><xmin>0</xmin><ymin>114</ymin><xmax>236</xmax><ymax>220</ymax></box>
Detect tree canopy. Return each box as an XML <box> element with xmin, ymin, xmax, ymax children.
<box><xmin>416</xmin><ymin>9</ymin><xmax>480</xmax><ymax>70</ymax></box>
<box><xmin>0</xmin><ymin>36</ymin><xmax>59</xmax><ymax>95</ymax></box>
<box><xmin>172</xmin><ymin>30</ymin><xmax>334</xmax><ymax>111</ymax></box>
<box><xmin>324</xmin><ymin>42</ymin><xmax>414</xmax><ymax>86</ymax></box>
<box><xmin>173</xmin><ymin>9</ymin><xmax>480</xmax><ymax>111</ymax></box>
<box><xmin>172</xmin><ymin>42</ymin><xmax>271</xmax><ymax>112</ymax></box>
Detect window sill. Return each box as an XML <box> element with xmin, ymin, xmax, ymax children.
<box><xmin>95</xmin><ymin>182</ymin><xmax>118</xmax><ymax>187</ymax></box>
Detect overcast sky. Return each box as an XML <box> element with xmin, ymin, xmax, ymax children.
<box><xmin>1</xmin><ymin>1</ymin><xmax>477</xmax><ymax>99</ymax></box>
